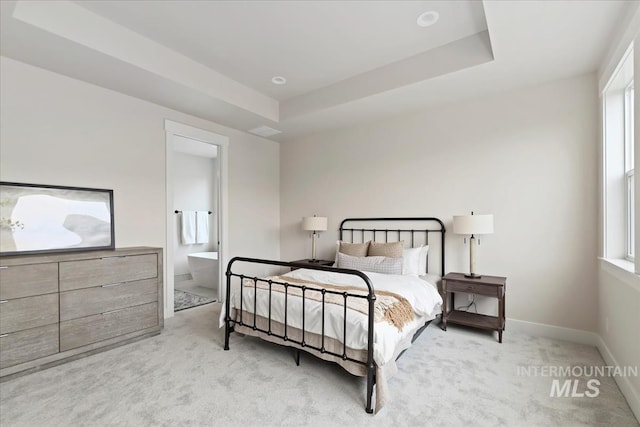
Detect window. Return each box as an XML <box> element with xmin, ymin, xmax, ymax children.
<box><xmin>625</xmin><ymin>83</ymin><xmax>634</xmax><ymax>260</ymax></box>
<box><xmin>602</xmin><ymin>45</ymin><xmax>634</xmax><ymax>264</ymax></box>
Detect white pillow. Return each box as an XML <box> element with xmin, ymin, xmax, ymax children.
<box><xmin>402</xmin><ymin>245</ymin><xmax>429</xmax><ymax>276</ymax></box>
<box><xmin>337</xmin><ymin>252</ymin><xmax>403</xmax><ymax>275</ymax></box>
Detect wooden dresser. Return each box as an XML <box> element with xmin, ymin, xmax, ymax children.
<box><xmin>0</xmin><ymin>247</ymin><xmax>163</xmax><ymax>380</ymax></box>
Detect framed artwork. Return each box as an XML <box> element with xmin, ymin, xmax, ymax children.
<box><xmin>0</xmin><ymin>182</ymin><xmax>115</xmax><ymax>256</ymax></box>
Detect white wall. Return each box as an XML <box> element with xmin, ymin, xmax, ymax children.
<box><xmin>173</xmin><ymin>152</ymin><xmax>218</xmax><ymax>276</ymax></box>
<box><xmin>281</xmin><ymin>73</ymin><xmax>598</xmax><ymax>332</ymax></box>
<box><xmin>597</xmin><ymin>262</ymin><xmax>640</xmax><ymax>418</ymax></box>
<box><xmin>0</xmin><ymin>56</ymin><xmax>280</xmax><ymax>283</ymax></box>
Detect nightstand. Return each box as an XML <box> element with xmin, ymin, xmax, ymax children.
<box><xmin>441</xmin><ymin>272</ymin><xmax>506</xmax><ymax>343</ymax></box>
<box><xmin>290</xmin><ymin>259</ymin><xmax>334</xmax><ymax>269</ymax></box>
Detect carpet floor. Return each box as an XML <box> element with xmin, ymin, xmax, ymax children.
<box><xmin>0</xmin><ymin>303</ymin><xmax>637</xmax><ymax>426</ymax></box>
<box><xmin>173</xmin><ymin>289</ymin><xmax>216</xmax><ymax>312</ymax></box>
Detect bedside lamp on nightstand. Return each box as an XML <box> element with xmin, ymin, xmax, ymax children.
<box><xmin>302</xmin><ymin>215</ymin><xmax>327</xmax><ymax>262</ymax></box>
<box><xmin>453</xmin><ymin>211</ymin><xmax>493</xmax><ymax>278</ymax></box>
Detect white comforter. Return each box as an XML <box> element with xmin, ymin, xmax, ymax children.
<box><xmin>229</xmin><ymin>268</ymin><xmax>442</xmax><ymax>366</ymax></box>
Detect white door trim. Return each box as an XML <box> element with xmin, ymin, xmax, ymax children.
<box><xmin>164</xmin><ymin>120</ymin><xmax>229</xmax><ymax>318</ymax></box>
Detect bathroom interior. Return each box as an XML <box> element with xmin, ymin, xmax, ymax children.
<box><xmin>173</xmin><ymin>135</ymin><xmax>219</xmax><ymax>312</ymax></box>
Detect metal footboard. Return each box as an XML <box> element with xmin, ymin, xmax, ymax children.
<box><xmin>223</xmin><ymin>257</ymin><xmax>377</xmax><ymax>414</ymax></box>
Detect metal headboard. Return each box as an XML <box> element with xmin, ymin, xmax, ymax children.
<box><xmin>339</xmin><ymin>217</ymin><xmax>446</xmax><ymax>276</ymax></box>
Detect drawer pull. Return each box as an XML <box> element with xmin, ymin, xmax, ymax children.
<box><xmin>102</xmin><ymin>308</ymin><xmax>127</xmax><ymax>315</ymax></box>
<box><xmin>0</xmin><ymin>334</ymin><xmax>8</xmax><ymax>338</ymax></box>
<box><xmin>101</xmin><ymin>282</ymin><xmax>126</xmax><ymax>288</ymax></box>
<box><xmin>0</xmin><ymin>266</ymin><xmax>8</xmax><ymax>269</ymax></box>
<box><xmin>0</xmin><ymin>300</ymin><xmax>7</xmax><ymax>304</ymax></box>
<box><xmin>101</xmin><ymin>256</ymin><xmax>127</xmax><ymax>260</ymax></box>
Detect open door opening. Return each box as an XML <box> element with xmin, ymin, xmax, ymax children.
<box><xmin>164</xmin><ymin>120</ymin><xmax>229</xmax><ymax>318</ymax></box>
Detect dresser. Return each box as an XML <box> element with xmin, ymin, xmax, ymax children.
<box><xmin>0</xmin><ymin>247</ymin><xmax>163</xmax><ymax>380</ymax></box>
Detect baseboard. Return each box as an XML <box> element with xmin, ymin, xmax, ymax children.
<box><xmin>596</xmin><ymin>336</ymin><xmax>640</xmax><ymax>422</ymax></box>
<box><xmin>174</xmin><ymin>273</ymin><xmax>193</xmax><ymax>283</ymax></box>
<box><xmin>507</xmin><ymin>317</ymin><xmax>599</xmax><ymax>346</ymax></box>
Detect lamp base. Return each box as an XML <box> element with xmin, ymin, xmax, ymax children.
<box><xmin>464</xmin><ymin>273</ymin><xmax>482</xmax><ymax>279</ymax></box>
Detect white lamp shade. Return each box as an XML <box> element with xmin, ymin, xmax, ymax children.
<box><xmin>453</xmin><ymin>214</ymin><xmax>494</xmax><ymax>235</ymax></box>
<box><xmin>302</xmin><ymin>216</ymin><xmax>327</xmax><ymax>231</ymax></box>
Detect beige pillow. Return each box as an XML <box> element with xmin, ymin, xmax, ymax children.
<box><xmin>339</xmin><ymin>241</ymin><xmax>370</xmax><ymax>257</ymax></box>
<box><xmin>368</xmin><ymin>241</ymin><xmax>404</xmax><ymax>258</ymax></box>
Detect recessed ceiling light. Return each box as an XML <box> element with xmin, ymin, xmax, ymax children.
<box><xmin>417</xmin><ymin>11</ymin><xmax>439</xmax><ymax>28</ymax></box>
<box><xmin>271</xmin><ymin>76</ymin><xmax>287</xmax><ymax>85</ymax></box>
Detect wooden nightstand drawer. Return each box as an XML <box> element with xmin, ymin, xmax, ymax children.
<box><xmin>446</xmin><ymin>281</ymin><xmax>500</xmax><ymax>297</ymax></box>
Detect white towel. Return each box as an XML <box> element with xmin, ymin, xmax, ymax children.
<box><xmin>195</xmin><ymin>211</ymin><xmax>209</xmax><ymax>244</ymax></box>
<box><xmin>180</xmin><ymin>211</ymin><xmax>196</xmax><ymax>245</ymax></box>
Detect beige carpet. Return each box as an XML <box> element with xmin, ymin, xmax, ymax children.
<box><xmin>0</xmin><ymin>303</ymin><xmax>637</xmax><ymax>426</ymax></box>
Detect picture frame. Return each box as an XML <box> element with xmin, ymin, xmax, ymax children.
<box><xmin>0</xmin><ymin>182</ymin><xmax>115</xmax><ymax>256</ymax></box>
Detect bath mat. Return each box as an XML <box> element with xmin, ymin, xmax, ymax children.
<box><xmin>174</xmin><ymin>289</ymin><xmax>216</xmax><ymax>312</ymax></box>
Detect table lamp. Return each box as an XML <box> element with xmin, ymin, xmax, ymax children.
<box><xmin>453</xmin><ymin>212</ymin><xmax>493</xmax><ymax>278</ymax></box>
<box><xmin>302</xmin><ymin>215</ymin><xmax>327</xmax><ymax>261</ymax></box>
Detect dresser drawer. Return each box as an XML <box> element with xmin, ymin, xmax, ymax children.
<box><xmin>446</xmin><ymin>280</ymin><xmax>501</xmax><ymax>297</ymax></box>
<box><xmin>0</xmin><ymin>263</ymin><xmax>58</xmax><ymax>300</ymax></box>
<box><xmin>59</xmin><ymin>254</ymin><xmax>158</xmax><ymax>291</ymax></box>
<box><xmin>0</xmin><ymin>323</ymin><xmax>59</xmax><ymax>369</ymax></box>
<box><xmin>60</xmin><ymin>278</ymin><xmax>158</xmax><ymax>321</ymax></box>
<box><xmin>60</xmin><ymin>302</ymin><xmax>158</xmax><ymax>351</ymax></box>
<box><xmin>0</xmin><ymin>294</ymin><xmax>59</xmax><ymax>334</ymax></box>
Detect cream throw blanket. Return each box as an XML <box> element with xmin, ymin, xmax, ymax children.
<box><xmin>243</xmin><ymin>275</ymin><xmax>414</xmax><ymax>330</ymax></box>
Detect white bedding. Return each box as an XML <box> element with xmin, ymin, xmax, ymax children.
<box><xmin>228</xmin><ymin>268</ymin><xmax>442</xmax><ymax>366</ymax></box>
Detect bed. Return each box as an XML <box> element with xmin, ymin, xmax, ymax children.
<box><xmin>223</xmin><ymin>217</ymin><xmax>445</xmax><ymax>413</ymax></box>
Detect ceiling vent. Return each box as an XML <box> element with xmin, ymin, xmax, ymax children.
<box><xmin>248</xmin><ymin>126</ymin><xmax>282</xmax><ymax>137</ymax></box>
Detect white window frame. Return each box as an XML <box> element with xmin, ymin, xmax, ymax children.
<box><xmin>627</xmin><ymin>169</ymin><xmax>634</xmax><ymax>260</ymax></box>
<box><xmin>602</xmin><ymin>43</ymin><xmax>635</xmax><ymax>270</ymax></box>
<box><xmin>624</xmin><ymin>82</ymin><xmax>634</xmax><ymax>261</ymax></box>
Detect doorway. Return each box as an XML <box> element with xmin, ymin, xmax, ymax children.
<box><xmin>164</xmin><ymin>120</ymin><xmax>229</xmax><ymax>318</ymax></box>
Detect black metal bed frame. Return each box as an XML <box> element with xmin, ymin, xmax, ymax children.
<box><xmin>224</xmin><ymin>217</ymin><xmax>445</xmax><ymax>414</ymax></box>
<box><xmin>339</xmin><ymin>217</ymin><xmax>445</xmax><ymax>276</ymax></box>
